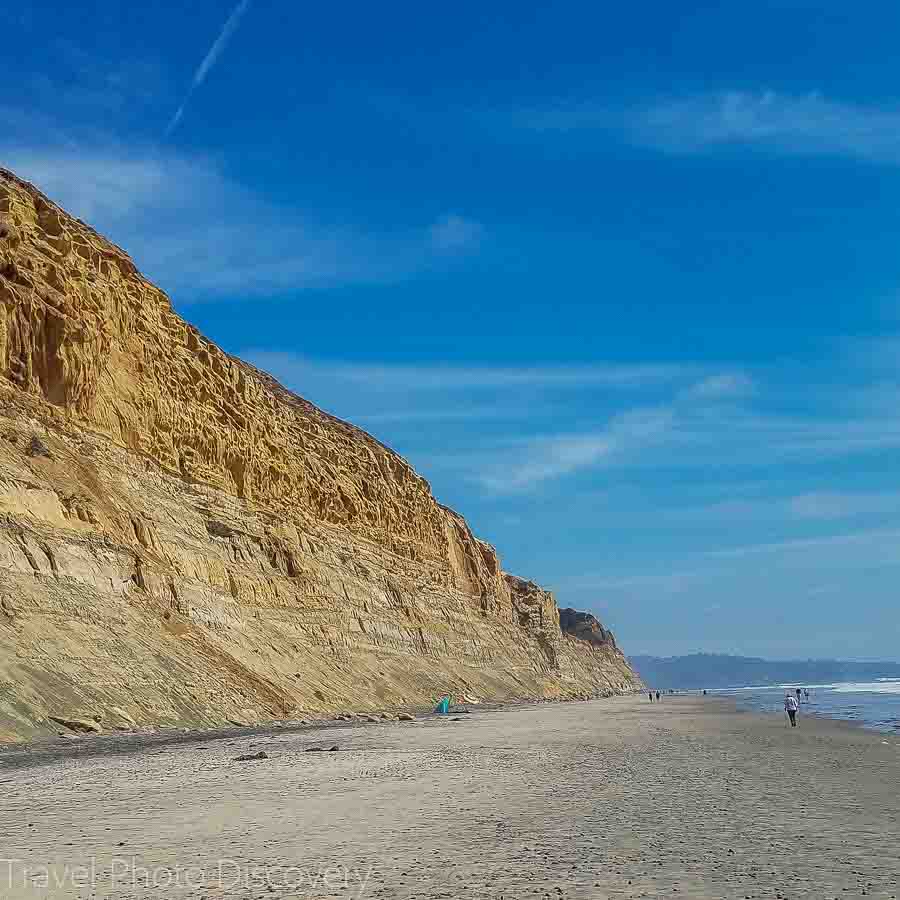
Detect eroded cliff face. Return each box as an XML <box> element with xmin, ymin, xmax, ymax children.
<box><xmin>0</xmin><ymin>168</ymin><xmax>640</xmax><ymax>742</ymax></box>
<box><xmin>559</xmin><ymin>608</ymin><xmax>617</xmax><ymax>649</ymax></box>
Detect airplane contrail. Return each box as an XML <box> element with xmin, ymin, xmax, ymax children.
<box><xmin>165</xmin><ymin>0</ymin><xmax>253</xmax><ymax>137</ymax></box>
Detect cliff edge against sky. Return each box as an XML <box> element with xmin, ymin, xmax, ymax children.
<box><xmin>0</xmin><ymin>167</ymin><xmax>640</xmax><ymax>741</ymax></box>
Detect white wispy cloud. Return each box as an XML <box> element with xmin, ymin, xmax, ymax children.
<box><xmin>3</xmin><ymin>148</ymin><xmax>483</xmax><ymax>297</ymax></box>
<box><xmin>550</xmin><ymin>528</ymin><xmax>900</xmax><ymax>618</ymax></box>
<box><xmin>244</xmin><ymin>352</ymin><xmax>696</xmax><ymax>391</ymax></box>
<box><xmin>165</xmin><ymin>0</ymin><xmax>253</xmax><ymax>136</ymax></box>
<box><xmin>514</xmin><ymin>90</ymin><xmax>900</xmax><ymax>165</ymax></box>
<box><xmin>550</xmin><ymin>569</ymin><xmax>710</xmax><ymax>593</ymax></box>
<box><xmin>472</xmin><ymin>407</ymin><xmax>675</xmax><ymax>493</ymax></box>
<box><xmin>428</xmin><ymin>214</ymin><xmax>484</xmax><ymax>252</ymax></box>
<box><xmin>629</xmin><ymin>91</ymin><xmax>900</xmax><ymax>164</ymax></box>
<box><xmin>239</xmin><ymin>355</ymin><xmax>722</xmax><ymax>492</ymax></box>
<box><xmin>660</xmin><ymin>407</ymin><xmax>900</xmax><ymax>466</ymax></box>
<box><xmin>240</xmin><ymin>347</ymin><xmax>900</xmax><ymax>495</ymax></box>
<box><xmin>428</xmin><ymin>405</ymin><xmax>900</xmax><ymax>497</ymax></box>
<box><xmin>683</xmin><ymin>372</ymin><xmax>756</xmax><ymax>400</ymax></box>
<box><xmin>702</xmin><ymin>527</ymin><xmax>900</xmax><ymax>560</ymax></box>
<box><xmin>477</xmin><ymin>408</ymin><xmax>900</xmax><ymax>493</ymax></box>
<box><xmin>788</xmin><ymin>491</ymin><xmax>900</xmax><ymax>521</ymax></box>
<box><xmin>475</xmin><ymin>433</ymin><xmax>616</xmax><ymax>493</ymax></box>
<box><xmin>2</xmin><ymin>150</ymin><xmax>175</xmax><ymax>221</ymax></box>
<box><xmin>656</xmin><ymin>490</ymin><xmax>900</xmax><ymax>526</ymax></box>
<box><xmin>352</xmin><ymin>405</ymin><xmax>535</xmax><ymax>425</ymax></box>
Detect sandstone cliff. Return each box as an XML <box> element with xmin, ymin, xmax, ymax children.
<box><xmin>0</xmin><ymin>167</ymin><xmax>640</xmax><ymax>742</ymax></box>
<box><xmin>559</xmin><ymin>607</ymin><xmax>618</xmax><ymax>648</ymax></box>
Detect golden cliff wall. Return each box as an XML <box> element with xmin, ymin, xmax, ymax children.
<box><xmin>0</xmin><ymin>168</ymin><xmax>640</xmax><ymax>742</ymax></box>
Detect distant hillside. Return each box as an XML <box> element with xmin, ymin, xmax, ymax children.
<box><xmin>629</xmin><ymin>653</ymin><xmax>900</xmax><ymax>690</ymax></box>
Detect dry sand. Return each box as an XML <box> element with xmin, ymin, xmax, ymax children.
<box><xmin>1</xmin><ymin>695</ymin><xmax>898</xmax><ymax>899</ymax></box>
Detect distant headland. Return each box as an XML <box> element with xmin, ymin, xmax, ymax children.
<box><xmin>629</xmin><ymin>653</ymin><xmax>900</xmax><ymax>690</ymax></box>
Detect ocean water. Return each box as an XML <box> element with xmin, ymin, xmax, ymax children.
<box><xmin>710</xmin><ymin>679</ymin><xmax>900</xmax><ymax>732</ymax></box>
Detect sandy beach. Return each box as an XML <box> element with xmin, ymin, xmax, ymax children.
<box><xmin>2</xmin><ymin>695</ymin><xmax>899</xmax><ymax>899</ymax></box>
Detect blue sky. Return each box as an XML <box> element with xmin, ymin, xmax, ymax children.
<box><xmin>4</xmin><ymin>0</ymin><xmax>900</xmax><ymax>660</ymax></box>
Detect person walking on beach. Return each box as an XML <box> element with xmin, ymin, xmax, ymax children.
<box><xmin>796</xmin><ymin>687</ymin><xmax>802</xmax><ymax>704</ymax></box>
<box><xmin>648</xmin><ymin>691</ymin><xmax>654</xmax><ymax>702</ymax></box>
<box><xmin>655</xmin><ymin>691</ymin><xmax>661</xmax><ymax>702</ymax></box>
<box><xmin>785</xmin><ymin>693</ymin><xmax>799</xmax><ymax>727</ymax></box>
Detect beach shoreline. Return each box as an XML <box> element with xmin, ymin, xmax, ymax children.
<box><xmin>708</xmin><ymin>682</ymin><xmax>900</xmax><ymax>734</ymax></box>
<box><xmin>0</xmin><ymin>695</ymin><xmax>628</xmax><ymax>773</ymax></box>
<box><xmin>5</xmin><ymin>689</ymin><xmax>881</xmax><ymax>774</ymax></box>
<box><xmin>2</xmin><ymin>694</ymin><xmax>898</xmax><ymax>899</ymax></box>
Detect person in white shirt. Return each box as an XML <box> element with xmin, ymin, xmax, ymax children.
<box><xmin>784</xmin><ymin>693</ymin><xmax>799</xmax><ymax>727</ymax></box>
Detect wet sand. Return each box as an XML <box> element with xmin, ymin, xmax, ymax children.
<box><xmin>2</xmin><ymin>695</ymin><xmax>899</xmax><ymax>899</ymax></box>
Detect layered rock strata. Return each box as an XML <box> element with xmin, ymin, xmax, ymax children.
<box><xmin>0</xmin><ymin>168</ymin><xmax>640</xmax><ymax>742</ymax></box>
<box><xmin>559</xmin><ymin>607</ymin><xmax>618</xmax><ymax>648</ymax></box>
